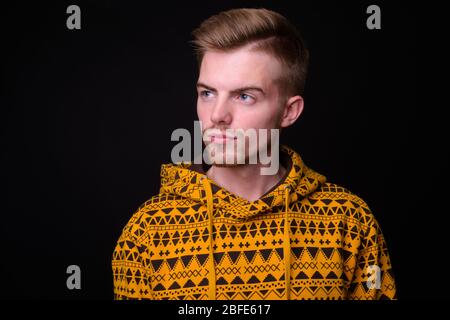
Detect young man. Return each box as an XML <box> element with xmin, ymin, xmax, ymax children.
<box><xmin>112</xmin><ymin>8</ymin><xmax>396</xmax><ymax>300</ymax></box>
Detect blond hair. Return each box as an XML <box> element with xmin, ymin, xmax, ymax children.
<box><xmin>191</xmin><ymin>8</ymin><xmax>309</xmax><ymax>96</ymax></box>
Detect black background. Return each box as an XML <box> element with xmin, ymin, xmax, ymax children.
<box><xmin>1</xmin><ymin>1</ymin><xmax>421</xmax><ymax>300</ymax></box>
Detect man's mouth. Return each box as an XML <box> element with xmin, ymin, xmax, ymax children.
<box><xmin>210</xmin><ymin>135</ymin><xmax>237</xmax><ymax>143</ymax></box>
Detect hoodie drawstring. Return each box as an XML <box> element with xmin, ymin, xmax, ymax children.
<box><xmin>202</xmin><ymin>175</ymin><xmax>291</xmax><ymax>300</ymax></box>
<box><xmin>201</xmin><ymin>176</ymin><xmax>216</xmax><ymax>300</ymax></box>
<box><xmin>283</xmin><ymin>186</ymin><xmax>292</xmax><ymax>300</ymax></box>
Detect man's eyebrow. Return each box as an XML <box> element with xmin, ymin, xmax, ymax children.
<box><xmin>196</xmin><ymin>82</ymin><xmax>265</xmax><ymax>95</ymax></box>
<box><xmin>196</xmin><ymin>82</ymin><xmax>217</xmax><ymax>92</ymax></box>
<box><xmin>230</xmin><ymin>86</ymin><xmax>265</xmax><ymax>96</ymax></box>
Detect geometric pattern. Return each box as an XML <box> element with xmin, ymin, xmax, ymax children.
<box><xmin>112</xmin><ymin>145</ymin><xmax>397</xmax><ymax>300</ymax></box>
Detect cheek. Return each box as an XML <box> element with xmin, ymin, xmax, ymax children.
<box><xmin>197</xmin><ymin>102</ymin><xmax>210</xmax><ymax>123</ymax></box>
<box><xmin>238</xmin><ymin>113</ymin><xmax>271</xmax><ymax>130</ymax></box>
<box><xmin>263</xmin><ymin>101</ymin><xmax>285</xmax><ymax>128</ymax></box>
<box><xmin>242</xmin><ymin>104</ymin><xmax>282</xmax><ymax>129</ymax></box>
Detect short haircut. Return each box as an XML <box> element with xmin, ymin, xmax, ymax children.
<box><xmin>191</xmin><ymin>8</ymin><xmax>309</xmax><ymax>97</ymax></box>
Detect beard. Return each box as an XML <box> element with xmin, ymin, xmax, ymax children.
<box><xmin>202</xmin><ymin>128</ymin><xmax>274</xmax><ymax>167</ymax></box>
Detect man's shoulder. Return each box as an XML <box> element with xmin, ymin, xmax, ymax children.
<box><xmin>136</xmin><ymin>192</ymin><xmax>199</xmax><ymax>214</ymax></box>
<box><xmin>124</xmin><ymin>193</ymin><xmax>200</xmax><ymax>226</ymax></box>
<box><xmin>305</xmin><ymin>182</ymin><xmax>376</xmax><ymax>227</ymax></box>
<box><xmin>316</xmin><ymin>182</ymin><xmax>369</xmax><ymax>207</ymax></box>
<box><xmin>120</xmin><ymin>192</ymin><xmax>198</xmax><ymax>236</ymax></box>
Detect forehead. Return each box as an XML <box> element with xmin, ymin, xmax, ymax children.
<box><xmin>198</xmin><ymin>45</ymin><xmax>283</xmax><ymax>91</ymax></box>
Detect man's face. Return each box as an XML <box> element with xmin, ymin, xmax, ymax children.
<box><xmin>196</xmin><ymin>44</ymin><xmax>286</xmax><ymax>166</ymax></box>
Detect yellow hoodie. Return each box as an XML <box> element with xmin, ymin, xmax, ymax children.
<box><xmin>112</xmin><ymin>145</ymin><xmax>396</xmax><ymax>300</ymax></box>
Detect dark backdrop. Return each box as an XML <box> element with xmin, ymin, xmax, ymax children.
<box><xmin>1</xmin><ymin>1</ymin><xmax>419</xmax><ymax>299</ymax></box>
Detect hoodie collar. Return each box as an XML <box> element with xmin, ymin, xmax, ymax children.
<box><xmin>160</xmin><ymin>145</ymin><xmax>326</xmax><ymax>220</ymax></box>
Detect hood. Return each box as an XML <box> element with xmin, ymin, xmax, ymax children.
<box><xmin>160</xmin><ymin>145</ymin><xmax>326</xmax><ymax>220</ymax></box>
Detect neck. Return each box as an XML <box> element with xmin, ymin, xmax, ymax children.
<box><xmin>206</xmin><ymin>162</ymin><xmax>287</xmax><ymax>202</ymax></box>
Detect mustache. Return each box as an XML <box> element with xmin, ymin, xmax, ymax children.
<box><xmin>203</xmin><ymin>128</ymin><xmax>238</xmax><ymax>140</ymax></box>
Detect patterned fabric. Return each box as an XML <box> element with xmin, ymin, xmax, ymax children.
<box><xmin>112</xmin><ymin>145</ymin><xmax>396</xmax><ymax>300</ymax></box>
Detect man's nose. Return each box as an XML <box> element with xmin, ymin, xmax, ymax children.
<box><xmin>210</xmin><ymin>97</ymin><xmax>232</xmax><ymax>125</ymax></box>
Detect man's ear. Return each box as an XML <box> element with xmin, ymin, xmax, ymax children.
<box><xmin>280</xmin><ymin>95</ymin><xmax>304</xmax><ymax>128</ymax></box>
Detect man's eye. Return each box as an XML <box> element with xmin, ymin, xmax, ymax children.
<box><xmin>200</xmin><ymin>90</ymin><xmax>213</xmax><ymax>98</ymax></box>
<box><xmin>238</xmin><ymin>93</ymin><xmax>254</xmax><ymax>102</ymax></box>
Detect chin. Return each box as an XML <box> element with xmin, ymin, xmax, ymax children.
<box><xmin>208</xmin><ymin>149</ymin><xmax>249</xmax><ymax>166</ymax></box>
<box><xmin>213</xmin><ymin>163</ymin><xmax>242</xmax><ymax>168</ymax></box>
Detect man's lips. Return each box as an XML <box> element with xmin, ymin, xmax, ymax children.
<box><xmin>210</xmin><ymin>135</ymin><xmax>237</xmax><ymax>143</ymax></box>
